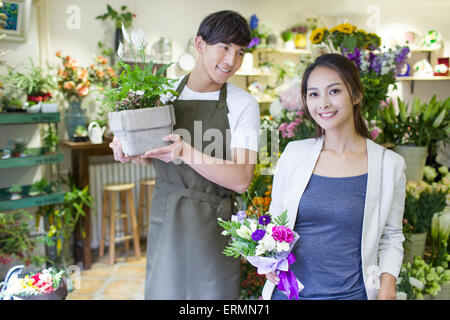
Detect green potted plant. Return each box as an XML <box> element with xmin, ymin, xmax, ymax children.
<box><xmin>380</xmin><ymin>96</ymin><xmax>450</xmax><ymax>181</ymax></box>
<box><xmin>5</xmin><ymin>58</ymin><xmax>55</xmax><ymax>113</ymax></box>
<box><xmin>28</xmin><ymin>179</ymin><xmax>54</xmax><ymax>197</ymax></box>
<box><xmin>396</xmin><ymin>255</ymin><xmax>449</xmax><ymax>300</ymax></box>
<box><xmin>11</xmin><ymin>138</ymin><xmax>27</xmax><ymax>157</ymax></box>
<box><xmin>281</xmin><ymin>30</ymin><xmax>294</xmax><ymax>50</ymax></box>
<box><xmin>103</xmin><ymin>24</ymin><xmax>178</xmax><ymax>156</ymax></box>
<box><xmin>0</xmin><ymin>210</ymin><xmax>46</xmax><ymax>280</ymax></box>
<box><xmin>73</xmin><ymin>125</ymin><xmax>88</xmax><ymax>142</ymax></box>
<box><xmin>8</xmin><ymin>184</ymin><xmax>23</xmax><ymax>200</ymax></box>
<box><xmin>41</xmin><ymin>125</ymin><xmax>60</xmax><ymax>154</ymax></box>
<box><xmin>403</xmin><ymin>179</ymin><xmax>447</xmax><ymax>264</ymax></box>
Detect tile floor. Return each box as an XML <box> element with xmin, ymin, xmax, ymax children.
<box><xmin>67</xmin><ymin>244</ymin><xmax>146</xmax><ymax>300</ymax></box>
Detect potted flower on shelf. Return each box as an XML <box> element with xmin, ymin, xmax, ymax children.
<box><xmin>101</xmin><ymin>24</ymin><xmax>178</xmax><ymax>156</ymax></box>
<box><xmin>0</xmin><ymin>267</ymin><xmax>67</xmax><ymax>300</ymax></box>
<box><xmin>73</xmin><ymin>125</ymin><xmax>88</xmax><ymax>142</ymax></box>
<box><xmin>379</xmin><ymin>96</ymin><xmax>450</xmax><ymax>181</ymax></box>
<box><xmin>7</xmin><ymin>184</ymin><xmax>23</xmax><ymax>200</ymax></box>
<box><xmin>403</xmin><ymin>179</ymin><xmax>447</xmax><ymax>264</ymax></box>
<box><xmin>3</xmin><ymin>58</ymin><xmax>55</xmax><ymax>114</ymax></box>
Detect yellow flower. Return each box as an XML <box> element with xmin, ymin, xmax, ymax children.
<box><xmin>310</xmin><ymin>28</ymin><xmax>326</xmax><ymax>44</ymax></box>
<box><xmin>335</xmin><ymin>22</ymin><xmax>356</xmax><ymax>34</ymax></box>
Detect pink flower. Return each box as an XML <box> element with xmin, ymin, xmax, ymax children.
<box><xmin>272</xmin><ymin>225</ymin><xmax>295</xmax><ymax>243</ymax></box>
<box><xmin>280</xmin><ymin>84</ymin><xmax>303</xmax><ymax>110</ymax></box>
<box><xmin>370</xmin><ymin>127</ymin><xmax>381</xmax><ymax>140</ymax></box>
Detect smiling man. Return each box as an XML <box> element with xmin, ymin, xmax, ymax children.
<box><xmin>110</xmin><ymin>10</ymin><xmax>260</xmax><ymax>299</ymax></box>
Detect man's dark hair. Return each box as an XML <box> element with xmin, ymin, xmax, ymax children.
<box><xmin>197</xmin><ymin>10</ymin><xmax>251</xmax><ymax>47</ymax></box>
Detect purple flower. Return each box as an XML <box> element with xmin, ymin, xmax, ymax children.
<box><xmin>251</xmin><ymin>229</ymin><xmax>266</xmax><ymax>241</ymax></box>
<box><xmin>247</xmin><ymin>37</ymin><xmax>260</xmax><ymax>49</ymax></box>
<box><xmin>258</xmin><ymin>215</ymin><xmax>271</xmax><ymax>226</ymax></box>
<box><xmin>237</xmin><ymin>210</ymin><xmax>247</xmax><ymax>221</ymax></box>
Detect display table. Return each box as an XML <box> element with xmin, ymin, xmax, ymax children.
<box><xmin>61</xmin><ymin>138</ymin><xmax>113</xmax><ymax>270</ymax></box>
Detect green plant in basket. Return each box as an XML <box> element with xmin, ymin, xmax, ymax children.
<box><xmin>100</xmin><ymin>24</ymin><xmax>178</xmax><ymax>112</ymax></box>
<box><xmin>380</xmin><ymin>95</ymin><xmax>450</xmax><ymax>147</ymax></box>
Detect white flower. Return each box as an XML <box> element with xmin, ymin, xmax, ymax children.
<box><xmin>269</xmin><ymin>99</ymin><xmax>283</xmax><ymax>120</ymax></box>
<box><xmin>409</xmin><ymin>277</ymin><xmax>425</xmax><ymax>290</ymax></box>
<box><xmin>276</xmin><ymin>241</ymin><xmax>290</xmax><ymax>252</ymax></box>
<box><xmin>266</xmin><ymin>223</ymin><xmax>275</xmax><ymax>235</ymax></box>
<box><xmin>259</xmin><ymin>233</ymin><xmax>276</xmax><ymax>252</ymax></box>
<box><xmin>221</xmin><ymin>230</ymin><xmax>229</xmax><ymax>236</ymax></box>
<box><xmin>236</xmin><ymin>225</ymin><xmax>252</xmax><ymax>240</ymax></box>
<box><xmin>136</xmin><ymin>90</ymin><xmax>145</xmax><ymax>96</ymax></box>
<box><xmin>117</xmin><ymin>42</ymin><xmax>124</xmax><ymax>59</ymax></box>
<box><xmin>121</xmin><ymin>23</ymin><xmax>130</xmax><ymax>45</ymax></box>
<box><xmin>131</xmin><ymin>29</ymin><xmax>148</xmax><ymax>50</ymax></box>
<box><xmin>160</xmin><ymin>92</ymin><xmax>176</xmax><ymax>105</ymax></box>
<box><xmin>396</xmin><ymin>291</ymin><xmax>407</xmax><ymax>300</ymax></box>
<box><xmin>249</xmin><ymin>220</ymin><xmax>258</xmax><ymax>233</ymax></box>
<box><xmin>255</xmin><ymin>243</ymin><xmax>266</xmax><ymax>256</ymax></box>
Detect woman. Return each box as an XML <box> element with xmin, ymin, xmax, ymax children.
<box><xmin>263</xmin><ymin>53</ymin><xmax>406</xmax><ymax>300</ymax></box>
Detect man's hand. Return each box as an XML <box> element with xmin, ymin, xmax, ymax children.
<box><xmin>109</xmin><ymin>136</ymin><xmax>151</xmax><ymax>165</ymax></box>
<box><xmin>140</xmin><ymin>133</ymin><xmax>188</xmax><ymax>163</ymax></box>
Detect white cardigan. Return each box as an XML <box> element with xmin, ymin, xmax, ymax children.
<box><xmin>262</xmin><ymin>136</ymin><xmax>406</xmax><ymax>300</ymax></box>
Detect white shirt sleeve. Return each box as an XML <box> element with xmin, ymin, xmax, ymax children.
<box><xmin>229</xmin><ymin>97</ymin><xmax>260</xmax><ymax>152</ymax></box>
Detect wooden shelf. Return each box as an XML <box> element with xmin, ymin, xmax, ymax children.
<box><xmin>410</xmin><ymin>47</ymin><xmax>439</xmax><ymax>52</ymax></box>
<box><xmin>0</xmin><ymin>112</ymin><xmax>60</xmax><ymax>124</ymax></box>
<box><xmin>0</xmin><ymin>152</ymin><xmax>63</xmax><ymax>169</ymax></box>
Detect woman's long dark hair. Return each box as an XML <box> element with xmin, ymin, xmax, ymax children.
<box><xmin>300</xmin><ymin>53</ymin><xmax>371</xmax><ymax>139</ymax></box>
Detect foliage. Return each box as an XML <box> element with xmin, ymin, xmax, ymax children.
<box><xmin>95</xmin><ymin>4</ymin><xmax>136</xmax><ymax>29</ymax></box>
<box><xmin>379</xmin><ymin>96</ymin><xmax>450</xmax><ymax>147</ymax></box>
<box><xmin>100</xmin><ymin>25</ymin><xmax>178</xmax><ymax>112</ymax></box>
<box><xmin>28</xmin><ymin>179</ymin><xmax>55</xmax><ymax>197</ymax></box>
<box><xmin>8</xmin><ymin>183</ymin><xmax>22</xmax><ymax>194</ymax></box>
<box><xmin>2</xmin><ymin>58</ymin><xmax>55</xmax><ymax>104</ymax></box>
<box><xmin>397</xmin><ymin>255</ymin><xmax>450</xmax><ymax>299</ymax></box>
<box><xmin>0</xmin><ymin>210</ymin><xmax>46</xmax><ymax>266</ymax></box>
<box><xmin>42</xmin><ymin>125</ymin><xmax>60</xmax><ymax>153</ymax></box>
<box><xmin>404</xmin><ymin>180</ymin><xmax>448</xmax><ymax>234</ymax></box>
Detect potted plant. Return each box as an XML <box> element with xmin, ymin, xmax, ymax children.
<box><xmin>11</xmin><ymin>138</ymin><xmax>27</xmax><ymax>157</ymax></box>
<box><xmin>95</xmin><ymin>4</ymin><xmax>136</xmax><ymax>52</ymax></box>
<box><xmin>403</xmin><ymin>179</ymin><xmax>447</xmax><ymax>264</ymax></box>
<box><xmin>396</xmin><ymin>255</ymin><xmax>449</xmax><ymax>300</ymax></box>
<box><xmin>0</xmin><ymin>267</ymin><xmax>67</xmax><ymax>300</ymax></box>
<box><xmin>73</xmin><ymin>125</ymin><xmax>88</xmax><ymax>142</ymax></box>
<box><xmin>3</xmin><ymin>58</ymin><xmax>55</xmax><ymax>113</ymax></box>
<box><xmin>281</xmin><ymin>29</ymin><xmax>295</xmax><ymax>50</ymax></box>
<box><xmin>28</xmin><ymin>179</ymin><xmax>54</xmax><ymax>197</ymax></box>
<box><xmin>8</xmin><ymin>184</ymin><xmax>23</xmax><ymax>200</ymax></box>
<box><xmin>102</xmin><ymin>24</ymin><xmax>178</xmax><ymax>156</ymax></box>
<box><xmin>0</xmin><ymin>210</ymin><xmax>46</xmax><ymax>280</ymax></box>
<box><xmin>380</xmin><ymin>96</ymin><xmax>450</xmax><ymax>181</ymax></box>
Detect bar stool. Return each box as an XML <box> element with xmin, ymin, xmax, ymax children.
<box><xmin>137</xmin><ymin>179</ymin><xmax>155</xmax><ymax>238</ymax></box>
<box><xmin>99</xmin><ymin>183</ymin><xmax>141</xmax><ymax>265</ymax></box>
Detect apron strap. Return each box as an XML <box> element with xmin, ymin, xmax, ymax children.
<box><xmin>176</xmin><ymin>74</ymin><xmax>190</xmax><ymax>93</ymax></box>
<box><xmin>156</xmin><ymin>178</ymin><xmax>232</xmax><ymax>205</ymax></box>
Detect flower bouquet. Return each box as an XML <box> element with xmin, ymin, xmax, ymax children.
<box><xmin>0</xmin><ymin>268</ymin><xmax>67</xmax><ymax>300</ymax></box>
<box><xmin>218</xmin><ymin>209</ymin><xmax>304</xmax><ymax>300</ymax></box>
<box><xmin>102</xmin><ymin>24</ymin><xmax>179</xmax><ymax>156</ymax></box>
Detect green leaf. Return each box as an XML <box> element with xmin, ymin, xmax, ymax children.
<box><xmin>273</xmin><ymin>210</ymin><xmax>289</xmax><ymax>226</ymax></box>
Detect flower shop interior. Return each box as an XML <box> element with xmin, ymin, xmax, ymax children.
<box><xmin>0</xmin><ymin>0</ymin><xmax>449</xmax><ymax>301</ymax></box>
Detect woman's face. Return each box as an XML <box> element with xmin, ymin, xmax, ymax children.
<box><xmin>306</xmin><ymin>66</ymin><xmax>360</xmax><ymax>133</ymax></box>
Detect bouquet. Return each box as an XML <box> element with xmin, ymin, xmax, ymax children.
<box><xmin>218</xmin><ymin>209</ymin><xmax>304</xmax><ymax>300</ymax></box>
<box><xmin>0</xmin><ymin>268</ymin><xmax>66</xmax><ymax>300</ymax></box>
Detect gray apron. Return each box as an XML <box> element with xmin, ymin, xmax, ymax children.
<box><xmin>144</xmin><ymin>75</ymin><xmax>240</xmax><ymax>299</ymax></box>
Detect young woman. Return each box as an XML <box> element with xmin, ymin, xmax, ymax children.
<box><xmin>263</xmin><ymin>53</ymin><xmax>406</xmax><ymax>300</ymax></box>
<box><xmin>110</xmin><ymin>10</ymin><xmax>260</xmax><ymax>299</ymax></box>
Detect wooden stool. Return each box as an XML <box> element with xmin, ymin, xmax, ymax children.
<box><xmin>137</xmin><ymin>179</ymin><xmax>155</xmax><ymax>238</ymax></box>
<box><xmin>99</xmin><ymin>183</ymin><xmax>141</xmax><ymax>265</ymax></box>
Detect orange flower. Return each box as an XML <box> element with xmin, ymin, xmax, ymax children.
<box><xmin>63</xmin><ymin>81</ymin><xmax>75</xmax><ymax>90</ymax></box>
<box><xmin>77</xmin><ymin>68</ymin><xmax>89</xmax><ymax>82</ymax></box>
<box><xmin>55</xmin><ymin>51</ymin><xmax>61</xmax><ymax>57</ymax></box>
<box><xmin>97</xmin><ymin>56</ymin><xmax>107</xmax><ymax>65</ymax></box>
<box><xmin>96</xmin><ymin>70</ymin><xmax>105</xmax><ymax>78</ymax></box>
<box><xmin>263</xmin><ymin>197</ymin><xmax>271</xmax><ymax>207</ymax></box>
<box><xmin>252</xmin><ymin>197</ymin><xmax>264</xmax><ymax>206</ymax></box>
<box><xmin>90</xmin><ymin>64</ymin><xmax>95</xmax><ymax>69</ymax></box>
<box><xmin>106</xmin><ymin>67</ymin><xmax>117</xmax><ymax>78</ymax></box>
<box><xmin>76</xmin><ymin>83</ymin><xmax>89</xmax><ymax>96</ymax></box>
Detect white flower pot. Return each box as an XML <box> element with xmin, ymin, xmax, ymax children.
<box><xmin>41</xmin><ymin>103</ymin><xmax>58</xmax><ymax>113</ymax></box>
<box><xmin>393</xmin><ymin>145</ymin><xmax>428</xmax><ymax>182</ymax></box>
<box><xmin>403</xmin><ymin>232</ymin><xmax>427</xmax><ymax>264</ymax></box>
<box><xmin>109</xmin><ymin>105</ymin><xmax>176</xmax><ymax>156</ymax></box>
<box><xmin>26</xmin><ymin>103</ymin><xmax>41</xmax><ymax>113</ymax></box>
<box><xmin>284</xmin><ymin>40</ymin><xmax>296</xmax><ymax>51</ymax></box>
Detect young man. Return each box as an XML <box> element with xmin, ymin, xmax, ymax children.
<box><xmin>110</xmin><ymin>10</ymin><xmax>260</xmax><ymax>299</ymax></box>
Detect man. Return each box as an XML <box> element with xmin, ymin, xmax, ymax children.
<box><xmin>110</xmin><ymin>10</ymin><xmax>260</xmax><ymax>299</ymax></box>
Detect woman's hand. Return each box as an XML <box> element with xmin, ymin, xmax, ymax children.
<box><xmin>266</xmin><ymin>272</ymin><xmax>280</xmax><ymax>285</ymax></box>
<box><xmin>377</xmin><ymin>273</ymin><xmax>397</xmax><ymax>300</ymax></box>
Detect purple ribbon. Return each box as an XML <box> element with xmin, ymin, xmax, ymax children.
<box><xmin>276</xmin><ymin>253</ymin><xmax>299</xmax><ymax>300</ymax></box>
<box><xmin>246</xmin><ymin>252</ymin><xmax>303</xmax><ymax>300</ymax></box>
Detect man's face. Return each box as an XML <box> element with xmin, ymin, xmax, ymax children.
<box><xmin>197</xmin><ymin>37</ymin><xmax>246</xmax><ymax>84</ymax></box>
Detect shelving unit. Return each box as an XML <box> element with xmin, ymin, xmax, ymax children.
<box><xmin>0</xmin><ymin>112</ymin><xmax>64</xmax><ymax>211</ymax></box>
<box><xmin>234</xmin><ymin>46</ymin><xmax>311</xmax><ymax>105</ymax></box>
<box><xmin>399</xmin><ymin>47</ymin><xmax>448</xmax><ymax>93</ymax></box>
